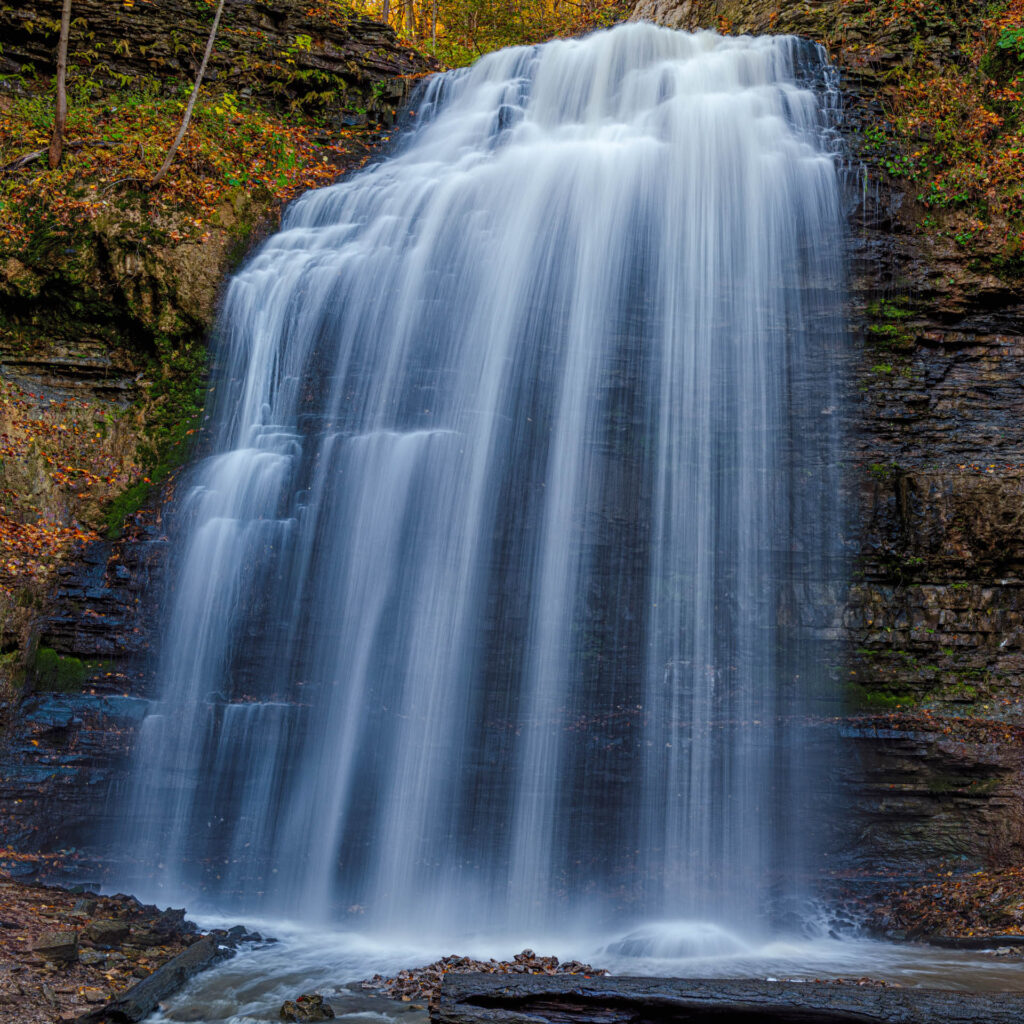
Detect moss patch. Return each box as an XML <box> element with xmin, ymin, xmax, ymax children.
<box><xmin>33</xmin><ymin>647</ymin><xmax>86</xmax><ymax>693</ymax></box>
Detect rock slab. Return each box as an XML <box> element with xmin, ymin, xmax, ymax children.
<box><xmin>436</xmin><ymin>973</ymin><xmax>1024</xmax><ymax>1024</ymax></box>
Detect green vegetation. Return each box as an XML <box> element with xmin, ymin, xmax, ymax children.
<box><xmin>847</xmin><ymin>0</ymin><xmax>1024</xmax><ymax>267</ymax></box>
<box><xmin>33</xmin><ymin>646</ymin><xmax>86</xmax><ymax>693</ymax></box>
<box><xmin>358</xmin><ymin>0</ymin><xmax>630</xmax><ymax>66</ymax></box>
<box><xmin>866</xmin><ymin>299</ymin><xmax>915</xmax><ymax>350</ymax></box>
<box><xmin>869</xmin><ymin>461</ymin><xmax>900</xmax><ymax>480</ymax></box>
<box><xmin>847</xmin><ymin>681</ymin><xmax>910</xmax><ymax>709</ymax></box>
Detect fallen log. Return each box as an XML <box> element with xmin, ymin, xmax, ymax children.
<box><xmin>76</xmin><ymin>935</ymin><xmax>235</xmax><ymax>1023</ymax></box>
<box><xmin>435</xmin><ymin>972</ymin><xmax>1024</xmax><ymax>1024</ymax></box>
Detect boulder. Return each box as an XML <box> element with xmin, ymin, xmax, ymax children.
<box><xmin>281</xmin><ymin>993</ymin><xmax>336</xmax><ymax>1021</ymax></box>
<box><xmin>32</xmin><ymin>930</ymin><xmax>78</xmax><ymax>964</ymax></box>
<box><xmin>84</xmin><ymin>919</ymin><xmax>130</xmax><ymax>947</ymax></box>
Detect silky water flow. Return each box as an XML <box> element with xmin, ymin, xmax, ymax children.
<box><xmin>117</xmin><ymin>24</ymin><xmax>848</xmax><ymax>955</ymax></box>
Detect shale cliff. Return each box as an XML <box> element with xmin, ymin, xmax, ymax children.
<box><xmin>0</xmin><ymin>0</ymin><xmax>435</xmax><ymax>873</ymax></box>
<box><xmin>632</xmin><ymin>0</ymin><xmax>1024</xmax><ymax>900</ymax></box>
<box><xmin>3</xmin><ymin>0</ymin><xmax>1023</xmax><ymax>931</ymax></box>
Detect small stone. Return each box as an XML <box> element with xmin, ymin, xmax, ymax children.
<box><xmin>79</xmin><ymin>950</ymin><xmax>106</xmax><ymax>966</ymax></box>
<box><xmin>83</xmin><ymin>987</ymin><xmax>111</xmax><ymax>1004</ymax></box>
<box><xmin>72</xmin><ymin>899</ymin><xmax>98</xmax><ymax>917</ymax></box>
<box><xmin>85</xmin><ymin>919</ymin><xmax>130</xmax><ymax>947</ymax></box>
<box><xmin>281</xmin><ymin>992</ymin><xmax>336</xmax><ymax>1021</ymax></box>
<box><xmin>33</xmin><ymin>930</ymin><xmax>79</xmax><ymax>964</ymax></box>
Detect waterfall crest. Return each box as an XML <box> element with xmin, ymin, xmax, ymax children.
<box><xmin>119</xmin><ymin>23</ymin><xmax>846</xmax><ymax>938</ymax></box>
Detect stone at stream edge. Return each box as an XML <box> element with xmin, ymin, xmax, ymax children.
<box><xmin>75</xmin><ymin>936</ymin><xmax>234</xmax><ymax>1024</ymax></box>
<box><xmin>281</xmin><ymin>993</ymin><xmax>336</xmax><ymax>1021</ymax></box>
<box><xmin>32</xmin><ymin>930</ymin><xmax>78</xmax><ymax>964</ymax></box>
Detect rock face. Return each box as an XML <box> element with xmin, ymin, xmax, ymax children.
<box><xmin>0</xmin><ymin>1</ymin><xmax>436</xmax><ymax>877</ymax></box>
<box><xmin>0</xmin><ymin>0</ymin><xmax>436</xmax><ymax>389</ymax></box>
<box><xmin>0</xmin><ymin>507</ymin><xmax>163</xmax><ymax>874</ymax></box>
<box><xmin>0</xmin><ymin>0</ymin><xmax>432</xmax><ymax>128</ymax></box>
<box><xmin>631</xmin><ymin>0</ymin><xmax>1024</xmax><ymax>881</ymax></box>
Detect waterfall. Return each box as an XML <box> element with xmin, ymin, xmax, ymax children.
<box><xmin>119</xmin><ymin>23</ymin><xmax>846</xmax><ymax>940</ymax></box>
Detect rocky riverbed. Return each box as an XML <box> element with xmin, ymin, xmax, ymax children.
<box><xmin>0</xmin><ymin>872</ymin><xmax>263</xmax><ymax>1023</ymax></box>
<box><xmin>356</xmin><ymin>951</ymin><xmax>609</xmax><ymax>1010</ymax></box>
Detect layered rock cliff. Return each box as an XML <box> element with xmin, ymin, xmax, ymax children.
<box><xmin>632</xmin><ymin>0</ymin><xmax>1024</xmax><ymax>891</ymax></box>
<box><xmin>3</xmin><ymin>0</ymin><xmax>1023</xmax><ymax>924</ymax></box>
<box><xmin>0</xmin><ymin>0</ymin><xmax>436</xmax><ymax>876</ymax></box>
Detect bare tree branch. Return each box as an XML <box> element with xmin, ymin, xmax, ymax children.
<box><xmin>151</xmin><ymin>0</ymin><xmax>227</xmax><ymax>187</ymax></box>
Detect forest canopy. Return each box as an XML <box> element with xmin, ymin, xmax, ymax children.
<box><xmin>344</xmin><ymin>0</ymin><xmax>629</xmax><ymax>64</ymax></box>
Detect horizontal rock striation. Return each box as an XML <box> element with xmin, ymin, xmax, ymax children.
<box><xmin>435</xmin><ymin>973</ymin><xmax>1024</xmax><ymax>1024</ymax></box>
<box><xmin>631</xmin><ymin>0</ymin><xmax>1024</xmax><ymax>884</ymax></box>
<box><xmin>0</xmin><ymin>0</ymin><xmax>433</xmax><ymax>126</ymax></box>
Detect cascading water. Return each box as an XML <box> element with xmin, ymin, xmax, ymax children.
<box><xmin>118</xmin><ymin>23</ymin><xmax>846</xmax><ymax>943</ymax></box>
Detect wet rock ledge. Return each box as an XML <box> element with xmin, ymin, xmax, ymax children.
<box><xmin>434</xmin><ymin>973</ymin><xmax>1024</xmax><ymax>1024</ymax></box>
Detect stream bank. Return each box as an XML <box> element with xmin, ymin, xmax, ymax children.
<box><xmin>0</xmin><ymin>871</ymin><xmax>265</xmax><ymax>1024</ymax></box>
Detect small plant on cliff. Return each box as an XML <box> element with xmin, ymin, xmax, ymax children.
<box><xmin>997</xmin><ymin>25</ymin><xmax>1024</xmax><ymax>60</ymax></box>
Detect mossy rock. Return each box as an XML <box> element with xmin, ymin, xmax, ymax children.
<box><xmin>33</xmin><ymin>646</ymin><xmax>87</xmax><ymax>693</ymax></box>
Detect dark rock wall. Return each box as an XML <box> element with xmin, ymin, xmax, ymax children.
<box><xmin>0</xmin><ymin>2</ymin><xmax>436</xmax><ymax>876</ymax></box>
<box><xmin>0</xmin><ymin>509</ymin><xmax>163</xmax><ymax>873</ymax></box>
<box><xmin>632</xmin><ymin>0</ymin><xmax>1024</xmax><ymax>876</ymax></box>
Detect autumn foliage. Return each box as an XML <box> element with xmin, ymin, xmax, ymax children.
<box><xmin>0</xmin><ymin>380</ymin><xmax>133</xmax><ymax>592</ymax></box>
<box><xmin>852</xmin><ymin>0</ymin><xmax>1024</xmax><ymax>264</ymax></box>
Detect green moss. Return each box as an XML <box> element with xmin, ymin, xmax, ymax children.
<box><xmin>943</xmin><ymin>680</ymin><xmax>978</xmax><ymax>700</ymax></box>
<box><xmin>33</xmin><ymin>647</ymin><xmax>87</xmax><ymax>693</ymax></box>
<box><xmin>869</xmin><ymin>461</ymin><xmax>899</xmax><ymax>481</ymax></box>
<box><xmin>847</xmin><ymin>682</ymin><xmax>910</xmax><ymax>710</ymax></box>
<box><xmin>927</xmin><ymin>772</ymin><xmax>1000</xmax><ymax>795</ymax></box>
<box><xmin>104</xmin><ymin>332</ymin><xmax>206</xmax><ymax>538</ymax></box>
<box><xmin>104</xmin><ymin>479</ymin><xmax>153</xmax><ymax>538</ymax></box>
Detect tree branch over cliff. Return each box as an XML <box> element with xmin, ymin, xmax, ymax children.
<box><xmin>151</xmin><ymin>0</ymin><xmax>227</xmax><ymax>187</ymax></box>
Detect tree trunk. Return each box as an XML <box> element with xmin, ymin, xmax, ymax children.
<box><xmin>47</xmin><ymin>0</ymin><xmax>73</xmax><ymax>170</ymax></box>
<box><xmin>431</xmin><ymin>0</ymin><xmax>437</xmax><ymax>45</ymax></box>
<box><xmin>382</xmin><ymin>0</ymin><xmax>390</xmax><ymax>27</ymax></box>
<box><xmin>151</xmin><ymin>0</ymin><xmax>227</xmax><ymax>187</ymax></box>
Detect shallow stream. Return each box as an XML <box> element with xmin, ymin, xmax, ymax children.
<box><xmin>149</xmin><ymin>920</ymin><xmax>1024</xmax><ymax>1023</ymax></box>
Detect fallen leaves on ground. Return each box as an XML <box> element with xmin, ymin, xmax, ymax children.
<box><xmin>358</xmin><ymin>949</ymin><xmax>608</xmax><ymax>1007</ymax></box>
